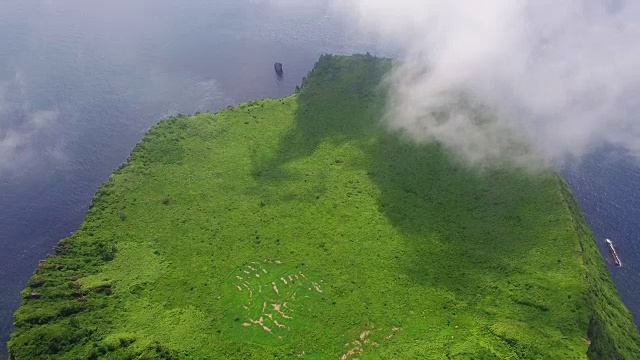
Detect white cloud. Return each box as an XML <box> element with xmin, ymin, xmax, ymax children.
<box><xmin>329</xmin><ymin>0</ymin><xmax>640</xmax><ymax>166</ymax></box>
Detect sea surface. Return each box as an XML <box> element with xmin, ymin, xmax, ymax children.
<box><xmin>0</xmin><ymin>1</ymin><xmax>638</xmax><ymax>358</ymax></box>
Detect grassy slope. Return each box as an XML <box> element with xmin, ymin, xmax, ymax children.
<box><xmin>9</xmin><ymin>55</ymin><xmax>640</xmax><ymax>359</ymax></box>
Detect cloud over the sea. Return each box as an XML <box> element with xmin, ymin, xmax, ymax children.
<box><xmin>0</xmin><ymin>74</ymin><xmax>63</xmax><ymax>174</ymax></box>
<box><xmin>322</xmin><ymin>0</ymin><xmax>640</xmax><ymax>166</ymax></box>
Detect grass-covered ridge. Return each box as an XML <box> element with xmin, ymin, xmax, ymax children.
<box><xmin>9</xmin><ymin>54</ymin><xmax>640</xmax><ymax>359</ymax></box>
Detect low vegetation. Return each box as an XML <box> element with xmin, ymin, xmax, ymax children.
<box><xmin>9</xmin><ymin>54</ymin><xmax>640</xmax><ymax>359</ymax></box>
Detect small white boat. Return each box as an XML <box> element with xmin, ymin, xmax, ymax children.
<box><xmin>606</xmin><ymin>239</ymin><xmax>622</xmax><ymax>267</ymax></box>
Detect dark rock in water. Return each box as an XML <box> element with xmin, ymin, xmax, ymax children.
<box><xmin>274</xmin><ymin>62</ymin><xmax>283</xmax><ymax>75</ymax></box>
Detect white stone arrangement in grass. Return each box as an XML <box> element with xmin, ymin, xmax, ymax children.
<box><xmin>340</xmin><ymin>327</ymin><xmax>401</xmax><ymax>360</ymax></box>
<box><xmin>232</xmin><ymin>260</ymin><xmax>324</xmax><ymax>337</ymax></box>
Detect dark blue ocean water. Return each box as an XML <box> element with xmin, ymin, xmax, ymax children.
<box><xmin>0</xmin><ymin>1</ymin><xmax>638</xmax><ymax>358</ymax></box>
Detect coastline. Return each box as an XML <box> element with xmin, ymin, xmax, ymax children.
<box><xmin>7</xmin><ymin>55</ymin><xmax>640</xmax><ymax>359</ymax></box>
<box><xmin>558</xmin><ymin>176</ymin><xmax>640</xmax><ymax>358</ymax></box>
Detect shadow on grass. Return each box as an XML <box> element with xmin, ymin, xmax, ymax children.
<box><xmin>250</xmin><ymin>54</ymin><xmax>560</xmax><ymax>298</ymax></box>
<box><xmin>362</xmin><ymin>133</ymin><xmax>558</xmax><ymax>292</ymax></box>
<box><xmin>251</xmin><ymin>54</ymin><xmax>390</xmax><ymax>182</ymax></box>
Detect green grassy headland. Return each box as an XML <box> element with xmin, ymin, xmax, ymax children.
<box><xmin>8</xmin><ymin>54</ymin><xmax>640</xmax><ymax>359</ymax></box>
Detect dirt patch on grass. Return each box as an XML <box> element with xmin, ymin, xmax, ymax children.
<box><xmin>340</xmin><ymin>326</ymin><xmax>400</xmax><ymax>360</ymax></box>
